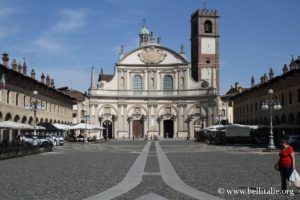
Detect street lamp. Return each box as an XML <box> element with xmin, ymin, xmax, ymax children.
<box><xmin>81</xmin><ymin>114</ymin><xmax>90</xmax><ymax>143</ymax></box>
<box><xmin>261</xmin><ymin>88</ymin><xmax>282</xmax><ymax>150</ymax></box>
<box><xmin>25</xmin><ymin>90</ymin><xmax>45</xmax><ymax>145</ymax></box>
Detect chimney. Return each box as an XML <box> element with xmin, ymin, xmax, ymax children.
<box><xmin>269</xmin><ymin>68</ymin><xmax>274</xmax><ymax>79</ymax></box>
<box><xmin>46</xmin><ymin>74</ymin><xmax>51</xmax><ymax>86</ymax></box>
<box><xmin>234</xmin><ymin>82</ymin><xmax>239</xmax><ymax>89</ymax></box>
<box><xmin>251</xmin><ymin>76</ymin><xmax>255</xmax><ymax>87</ymax></box>
<box><xmin>289</xmin><ymin>55</ymin><xmax>294</xmax><ymax>70</ymax></box>
<box><xmin>50</xmin><ymin>79</ymin><xmax>55</xmax><ymax>88</ymax></box>
<box><xmin>17</xmin><ymin>63</ymin><xmax>22</xmax><ymax>73</ymax></box>
<box><xmin>31</xmin><ymin>69</ymin><xmax>36</xmax><ymax>79</ymax></box>
<box><xmin>11</xmin><ymin>59</ymin><xmax>17</xmax><ymax>71</ymax></box>
<box><xmin>41</xmin><ymin>73</ymin><xmax>45</xmax><ymax>84</ymax></box>
<box><xmin>22</xmin><ymin>62</ymin><xmax>27</xmax><ymax>76</ymax></box>
<box><xmin>263</xmin><ymin>73</ymin><xmax>268</xmax><ymax>81</ymax></box>
<box><xmin>2</xmin><ymin>52</ymin><xmax>9</xmax><ymax>67</ymax></box>
<box><xmin>157</xmin><ymin>37</ymin><xmax>161</xmax><ymax>44</ymax></box>
<box><xmin>282</xmin><ymin>64</ymin><xmax>288</xmax><ymax>74</ymax></box>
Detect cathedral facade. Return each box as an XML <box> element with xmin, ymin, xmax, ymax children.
<box><xmin>88</xmin><ymin>9</ymin><xmax>220</xmax><ymax>139</ymax></box>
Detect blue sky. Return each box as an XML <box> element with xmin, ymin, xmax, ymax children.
<box><xmin>1</xmin><ymin>0</ymin><xmax>299</xmax><ymax>94</ymax></box>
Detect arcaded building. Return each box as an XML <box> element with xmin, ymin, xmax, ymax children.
<box><xmin>88</xmin><ymin>9</ymin><xmax>221</xmax><ymax>139</ymax></box>
<box><xmin>0</xmin><ymin>53</ymin><xmax>75</xmax><ymax>143</ymax></box>
<box><xmin>231</xmin><ymin>56</ymin><xmax>300</xmax><ymax>129</ymax></box>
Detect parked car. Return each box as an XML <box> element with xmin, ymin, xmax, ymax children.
<box><xmin>76</xmin><ymin>134</ymin><xmax>84</xmax><ymax>142</ymax></box>
<box><xmin>53</xmin><ymin>135</ymin><xmax>64</xmax><ymax>146</ymax></box>
<box><xmin>23</xmin><ymin>135</ymin><xmax>53</xmax><ymax>147</ymax></box>
<box><xmin>46</xmin><ymin>135</ymin><xmax>64</xmax><ymax>146</ymax></box>
<box><xmin>288</xmin><ymin>135</ymin><xmax>300</xmax><ymax>149</ymax></box>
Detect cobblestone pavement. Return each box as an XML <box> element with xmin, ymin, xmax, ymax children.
<box><xmin>0</xmin><ymin>140</ymin><xmax>299</xmax><ymax>200</ymax></box>
<box><xmin>161</xmin><ymin>140</ymin><xmax>300</xmax><ymax>200</ymax></box>
<box><xmin>0</xmin><ymin>141</ymin><xmax>145</xmax><ymax>200</ymax></box>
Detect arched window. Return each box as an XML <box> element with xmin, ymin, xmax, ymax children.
<box><xmin>204</xmin><ymin>20</ymin><xmax>212</xmax><ymax>33</ymax></box>
<box><xmin>163</xmin><ymin>75</ymin><xmax>173</xmax><ymax>94</ymax></box>
<box><xmin>133</xmin><ymin>75</ymin><xmax>142</xmax><ymax>94</ymax></box>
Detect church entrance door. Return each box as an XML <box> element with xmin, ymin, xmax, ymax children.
<box><xmin>132</xmin><ymin>120</ymin><xmax>143</xmax><ymax>139</ymax></box>
<box><xmin>163</xmin><ymin>120</ymin><xmax>174</xmax><ymax>138</ymax></box>
<box><xmin>103</xmin><ymin>120</ymin><xmax>113</xmax><ymax>139</ymax></box>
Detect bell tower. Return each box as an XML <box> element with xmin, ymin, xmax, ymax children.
<box><xmin>191</xmin><ymin>9</ymin><xmax>220</xmax><ymax>91</ymax></box>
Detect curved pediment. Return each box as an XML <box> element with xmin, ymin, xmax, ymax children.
<box><xmin>118</xmin><ymin>45</ymin><xmax>188</xmax><ymax>65</ymax></box>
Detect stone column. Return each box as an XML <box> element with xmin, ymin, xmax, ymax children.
<box><xmin>159</xmin><ymin>119</ymin><xmax>163</xmax><ymax>138</ymax></box>
<box><xmin>9</xmin><ymin>129</ymin><xmax>13</xmax><ymax>143</ymax></box>
<box><xmin>144</xmin><ymin>117</ymin><xmax>147</xmax><ymax>138</ymax></box>
<box><xmin>112</xmin><ymin>116</ymin><xmax>115</xmax><ymax>139</ymax></box>
<box><xmin>174</xmin><ymin>117</ymin><xmax>178</xmax><ymax>138</ymax></box>
<box><xmin>188</xmin><ymin>120</ymin><xmax>192</xmax><ymax>139</ymax></box>
<box><xmin>0</xmin><ymin>130</ymin><xmax>3</xmax><ymax>143</ymax></box>
<box><xmin>129</xmin><ymin>119</ymin><xmax>132</xmax><ymax>139</ymax></box>
<box><xmin>207</xmin><ymin>106</ymin><xmax>213</xmax><ymax>126</ymax></box>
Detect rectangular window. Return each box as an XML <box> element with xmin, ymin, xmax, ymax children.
<box><xmin>298</xmin><ymin>89</ymin><xmax>300</xmax><ymax>102</ymax></box>
<box><xmin>16</xmin><ymin>93</ymin><xmax>19</xmax><ymax>106</ymax></box>
<box><xmin>281</xmin><ymin>94</ymin><xmax>285</xmax><ymax>106</ymax></box>
<box><xmin>289</xmin><ymin>92</ymin><xmax>292</xmax><ymax>104</ymax></box>
<box><xmin>7</xmin><ymin>91</ymin><xmax>10</xmax><ymax>104</ymax></box>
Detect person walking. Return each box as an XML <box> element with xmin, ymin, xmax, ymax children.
<box><xmin>275</xmin><ymin>138</ymin><xmax>296</xmax><ymax>190</ymax></box>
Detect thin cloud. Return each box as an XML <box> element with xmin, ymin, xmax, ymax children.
<box><xmin>51</xmin><ymin>9</ymin><xmax>88</xmax><ymax>33</ymax></box>
<box><xmin>0</xmin><ymin>7</ymin><xmax>20</xmax><ymax>39</ymax></box>
<box><xmin>0</xmin><ymin>7</ymin><xmax>18</xmax><ymax>17</ymax></box>
<box><xmin>33</xmin><ymin>8</ymin><xmax>88</xmax><ymax>53</ymax></box>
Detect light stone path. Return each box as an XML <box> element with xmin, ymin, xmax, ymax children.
<box><xmin>155</xmin><ymin>142</ymin><xmax>224</xmax><ymax>200</ymax></box>
<box><xmin>84</xmin><ymin>141</ymin><xmax>151</xmax><ymax>200</ymax></box>
<box><xmin>85</xmin><ymin>141</ymin><xmax>224</xmax><ymax>200</ymax></box>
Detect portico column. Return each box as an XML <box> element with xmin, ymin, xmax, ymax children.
<box><xmin>8</xmin><ymin>129</ymin><xmax>13</xmax><ymax>143</ymax></box>
<box><xmin>159</xmin><ymin>119</ymin><xmax>163</xmax><ymax>138</ymax></box>
<box><xmin>0</xmin><ymin>130</ymin><xmax>3</xmax><ymax>142</ymax></box>
<box><xmin>174</xmin><ymin>118</ymin><xmax>178</xmax><ymax>138</ymax></box>
<box><xmin>129</xmin><ymin>119</ymin><xmax>133</xmax><ymax>139</ymax></box>
<box><xmin>188</xmin><ymin>120</ymin><xmax>193</xmax><ymax>139</ymax></box>
<box><xmin>144</xmin><ymin>118</ymin><xmax>147</xmax><ymax>138</ymax></box>
<box><xmin>112</xmin><ymin>117</ymin><xmax>115</xmax><ymax>139</ymax></box>
<box><xmin>207</xmin><ymin>107</ymin><xmax>213</xmax><ymax>126</ymax></box>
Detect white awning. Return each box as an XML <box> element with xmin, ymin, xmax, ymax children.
<box><xmin>70</xmin><ymin>123</ymin><xmax>105</xmax><ymax>130</ymax></box>
<box><xmin>0</xmin><ymin>121</ymin><xmax>35</xmax><ymax>130</ymax></box>
<box><xmin>53</xmin><ymin>123</ymin><xmax>72</xmax><ymax>130</ymax></box>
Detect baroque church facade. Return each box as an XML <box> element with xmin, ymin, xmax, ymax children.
<box><xmin>88</xmin><ymin>9</ymin><xmax>220</xmax><ymax>139</ymax></box>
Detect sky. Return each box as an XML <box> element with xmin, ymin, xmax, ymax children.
<box><xmin>0</xmin><ymin>0</ymin><xmax>299</xmax><ymax>95</ymax></box>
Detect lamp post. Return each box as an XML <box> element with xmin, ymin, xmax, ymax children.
<box><xmin>261</xmin><ymin>88</ymin><xmax>282</xmax><ymax>150</ymax></box>
<box><xmin>26</xmin><ymin>90</ymin><xmax>45</xmax><ymax>145</ymax></box>
<box><xmin>82</xmin><ymin>114</ymin><xmax>90</xmax><ymax>143</ymax></box>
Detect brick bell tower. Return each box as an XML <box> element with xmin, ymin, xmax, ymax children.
<box><xmin>191</xmin><ymin>8</ymin><xmax>220</xmax><ymax>92</ymax></box>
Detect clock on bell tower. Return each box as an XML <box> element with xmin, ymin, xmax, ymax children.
<box><xmin>190</xmin><ymin>8</ymin><xmax>220</xmax><ymax>92</ymax></box>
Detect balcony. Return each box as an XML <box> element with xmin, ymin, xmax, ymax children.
<box><xmin>89</xmin><ymin>88</ymin><xmax>217</xmax><ymax>98</ymax></box>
